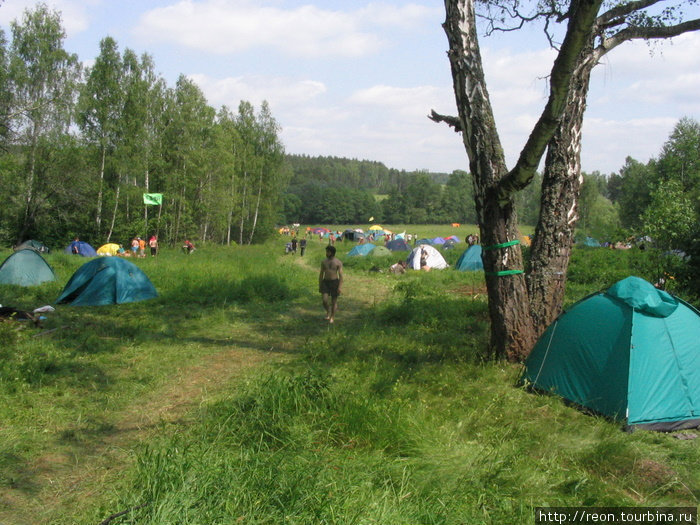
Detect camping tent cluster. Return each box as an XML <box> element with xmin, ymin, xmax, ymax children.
<box><xmin>0</xmin><ymin>240</ymin><xmax>158</xmax><ymax>306</ymax></box>
<box><xmin>345</xmin><ymin>233</ymin><xmax>486</xmax><ymax>273</ymax></box>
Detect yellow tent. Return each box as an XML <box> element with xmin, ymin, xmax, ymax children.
<box><xmin>368</xmin><ymin>225</ymin><xmax>383</xmax><ymax>231</ymax></box>
<box><xmin>97</xmin><ymin>243</ymin><xmax>120</xmax><ymax>256</ymax></box>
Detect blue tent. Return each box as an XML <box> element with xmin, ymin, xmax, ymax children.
<box><xmin>415</xmin><ymin>238</ymin><xmax>433</xmax><ymax>245</ymax></box>
<box><xmin>348</xmin><ymin>244</ymin><xmax>376</xmax><ymax>256</ymax></box>
<box><xmin>431</xmin><ymin>237</ymin><xmax>446</xmax><ymax>245</ymax></box>
<box><xmin>385</xmin><ymin>239</ymin><xmax>410</xmax><ymax>252</ymax></box>
<box><xmin>523</xmin><ymin>277</ymin><xmax>700</xmax><ymax>431</ymax></box>
<box><xmin>56</xmin><ymin>257</ymin><xmax>157</xmax><ymax>306</ymax></box>
<box><xmin>64</xmin><ymin>240</ymin><xmax>97</xmax><ymax>257</ymax></box>
<box><xmin>455</xmin><ymin>245</ymin><xmax>484</xmax><ymax>271</ymax></box>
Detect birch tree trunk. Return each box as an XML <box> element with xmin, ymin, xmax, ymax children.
<box><xmin>248</xmin><ymin>164</ymin><xmax>264</xmax><ymax>245</ymax></box>
<box><xmin>96</xmin><ymin>143</ymin><xmax>106</xmax><ymax>236</ymax></box>
<box><xmin>442</xmin><ymin>0</ymin><xmax>602</xmax><ymax>360</ymax></box>
<box><xmin>528</xmin><ymin>54</ymin><xmax>595</xmax><ymax>336</ymax></box>
<box><xmin>107</xmin><ymin>181</ymin><xmax>121</xmax><ymax>242</ymax></box>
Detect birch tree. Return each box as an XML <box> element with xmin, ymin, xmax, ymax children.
<box><xmin>433</xmin><ymin>0</ymin><xmax>700</xmax><ymax>360</ymax></box>
<box><xmin>9</xmin><ymin>3</ymin><xmax>80</xmax><ymax>242</ymax></box>
<box><xmin>78</xmin><ymin>36</ymin><xmax>123</xmax><ymax>238</ymax></box>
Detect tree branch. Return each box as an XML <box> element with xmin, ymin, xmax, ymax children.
<box><xmin>497</xmin><ymin>0</ymin><xmax>604</xmax><ymax>204</ymax></box>
<box><xmin>427</xmin><ymin>109</ymin><xmax>463</xmax><ymax>133</ymax></box>
<box><xmin>598</xmin><ymin>17</ymin><xmax>700</xmax><ymax>56</ymax></box>
<box><xmin>597</xmin><ymin>0</ymin><xmax>662</xmax><ymax>25</ymax></box>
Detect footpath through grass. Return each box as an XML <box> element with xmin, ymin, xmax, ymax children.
<box><xmin>1</xmin><ymin>239</ymin><xmax>698</xmax><ymax>524</ymax></box>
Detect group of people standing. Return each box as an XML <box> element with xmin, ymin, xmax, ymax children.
<box><xmin>130</xmin><ymin>236</ymin><xmax>159</xmax><ymax>257</ymax></box>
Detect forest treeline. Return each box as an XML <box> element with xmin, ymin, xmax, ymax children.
<box><xmin>283</xmin><ymin>116</ymin><xmax>700</xmax><ymax>252</ymax></box>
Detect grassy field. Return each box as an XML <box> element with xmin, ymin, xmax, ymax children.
<box><xmin>0</xmin><ymin>234</ymin><xmax>697</xmax><ymax>524</ymax></box>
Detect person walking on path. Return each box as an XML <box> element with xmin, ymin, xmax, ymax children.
<box><xmin>319</xmin><ymin>245</ymin><xmax>343</xmax><ymax>323</ymax></box>
<box><xmin>300</xmin><ymin>238</ymin><xmax>307</xmax><ymax>256</ymax></box>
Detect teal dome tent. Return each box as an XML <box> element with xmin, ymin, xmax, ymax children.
<box><xmin>348</xmin><ymin>244</ymin><xmax>376</xmax><ymax>256</ymax></box>
<box><xmin>455</xmin><ymin>245</ymin><xmax>483</xmax><ymax>271</ymax></box>
<box><xmin>522</xmin><ymin>276</ymin><xmax>700</xmax><ymax>431</ymax></box>
<box><xmin>57</xmin><ymin>257</ymin><xmax>157</xmax><ymax>306</ymax></box>
<box><xmin>0</xmin><ymin>249</ymin><xmax>55</xmax><ymax>286</ymax></box>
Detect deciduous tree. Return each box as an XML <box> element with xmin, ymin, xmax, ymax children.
<box><xmin>432</xmin><ymin>0</ymin><xmax>700</xmax><ymax>360</ymax></box>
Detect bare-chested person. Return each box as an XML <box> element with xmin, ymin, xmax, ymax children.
<box><xmin>319</xmin><ymin>245</ymin><xmax>343</xmax><ymax>323</ymax></box>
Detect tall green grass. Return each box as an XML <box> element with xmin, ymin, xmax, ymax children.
<box><xmin>2</xmin><ymin>239</ymin><xmax>698</xmax><ymax>525</ymax></box>
<box><xmin>96</xmin><ymin>245</ymin><xmax>698</xmax><ymax>524</ymax></box>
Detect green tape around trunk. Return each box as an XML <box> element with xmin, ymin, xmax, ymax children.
<box><xmin>485</xmin><ymin>270</ymin><xmax>524</xmax><ymax>276</ymax></box>
<box><xmin>482</xmin><ymin>239</ymin><xmax>520</xmax><ymax>251</ymax></box>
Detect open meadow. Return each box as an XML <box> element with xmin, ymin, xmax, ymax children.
<box><xmin>0</xmin><ymin>231</ymin><xmax>698</xmax><ymax>524</ymax></box>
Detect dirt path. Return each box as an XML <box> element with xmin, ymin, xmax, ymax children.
<box><xmin>3</xmin><ymin>254</ymin><xmax>393</xmax><ymax>525</ymax></box>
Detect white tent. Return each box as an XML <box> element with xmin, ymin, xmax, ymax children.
<box><xmin>406</xmin><ymin>245</ymin><xmax>448</xmax><ymax>270</ymax></box>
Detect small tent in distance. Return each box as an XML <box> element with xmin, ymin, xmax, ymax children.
<box><xmin>406</xmin><ymin>245</ymin><xmax>448</xmax><ymax>270</ymax></box>
<box><xmin>455</xmin><ymin>245</ymin><xmax>484</xmax><ymax>271</ymax></box>
<box><xmin>64</xmin><ymin>240</ymin><xmax>97</xmax><ymax>257</ymax></box>
<box><xmin>369</xmin><ymin>245</ymin><xmax>392</xmax><ymax>258</ymax></box>
<box><xmin>15</xmin><ymin>239</ymin><xmax>50</xmax><ymax>253</ymax></box>
<box><xmin>348</xmin><ymin>244</ymin><xmax>376</xmax><ymax>257</ymax></box>
<box><xmin>385</xmin><ymin>239</ymin><xmax>410</xmax><ymax>252</ymax></box>
<box><xmin>522</xmin><ymin>276</ymin><xmax>700</xmax><ymax>431</ymax></box>
<box><xmin>56</xmin><ymin>257</ymin><xmax>157</xmax><ymax>306</ymax></box>
<box><xmin>0</xmin><ymin>249</ymin><xmax>55</xmax><ymax>286</ymax></box>
<box><xmin>97</xmin><ymin>243</ymin><xmax>121</xmax><ymax>256</ymax></box>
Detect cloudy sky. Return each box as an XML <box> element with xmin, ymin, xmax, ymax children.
<box><xmin>1</xmin><ymin>0</ymin><xmax>699</xmax><ymax>175</ymax></box>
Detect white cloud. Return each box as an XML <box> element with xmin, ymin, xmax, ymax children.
<box><xmin>134</xmin><ymin>0</ymin><xmax>404</xmax><ymax>58</ymax></box>
<box><xmin>581</xmin><ymin>117</ymin><xmax>679</xmax><ymax>173</ymax></box>
<box><xmin>189</xmin><ymin>73</ymin><xmax>327</xmax><ymax>109</ymax></box>
<box><xmin>0</xmin><ymin>0</ymin><xmax>94</xmax><ymax>35</ymax></box>
<box><xmin>356</xmin><ymin>3</ymin><xmax>441</xmax><ymax>29</ymax></box>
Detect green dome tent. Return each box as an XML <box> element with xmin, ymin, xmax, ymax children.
<box><xmin>56</xmin><ymin>257</ymin><xmax>157</xmax><ymax>306</ymax></box>
<box><xmin>455</xmin><ymin>245</ymin><xmax>483</xmax><ymax>271</ymax></box>
<box><xmin>369</xmin><ymin>246</ymin><xmax>392</xmax><ymax>257</ymax></box>
<box><xmin>522</xmin><ymin>276</ymin><xmax>700</xmax><ymax>431</ymax></box>
<box><xmin>15</xmin><ymin>239</ymin><xmax>50</xmax><ymax>253</ymax></box>
<box><xmin>0</xmin><ymin>249</ymin><xmax>55</xmax><ymax>286</ymax></box>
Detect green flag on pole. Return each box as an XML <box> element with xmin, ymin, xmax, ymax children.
<box><xmin>143</xmin><ymin>193</ymin><xmax>163</xmax><ymax>205</ymax></box>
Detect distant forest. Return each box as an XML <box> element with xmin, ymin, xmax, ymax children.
<box><xmin>280</xmin><ymin>154</ymin><xmax>542</xmax><ymax>226</ymax></box>
<box><xmin>281</xmin><ymin>115</ymin><xmax>700</xmax><ymax>250</ymax></box>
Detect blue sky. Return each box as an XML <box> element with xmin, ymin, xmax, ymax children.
<box><xmin>1</xmin><ymin>0</ymin><xmax>699</xmax><ymax>175</ymax></box>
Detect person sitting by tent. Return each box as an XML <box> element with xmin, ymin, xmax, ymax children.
<box><xmin>183</xmin><ymin>239</ymin><xmax>195</xmax><ymax>254</ymax></box>
<box><xmin>71</xmin><ymin>237</ymin><xmax>80</xmax><ymax>254</ymax></box>
<box><xmin>389</xmin><ymin>260</ymin><xmax>406</xmax><ymax>274</ymax></box>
